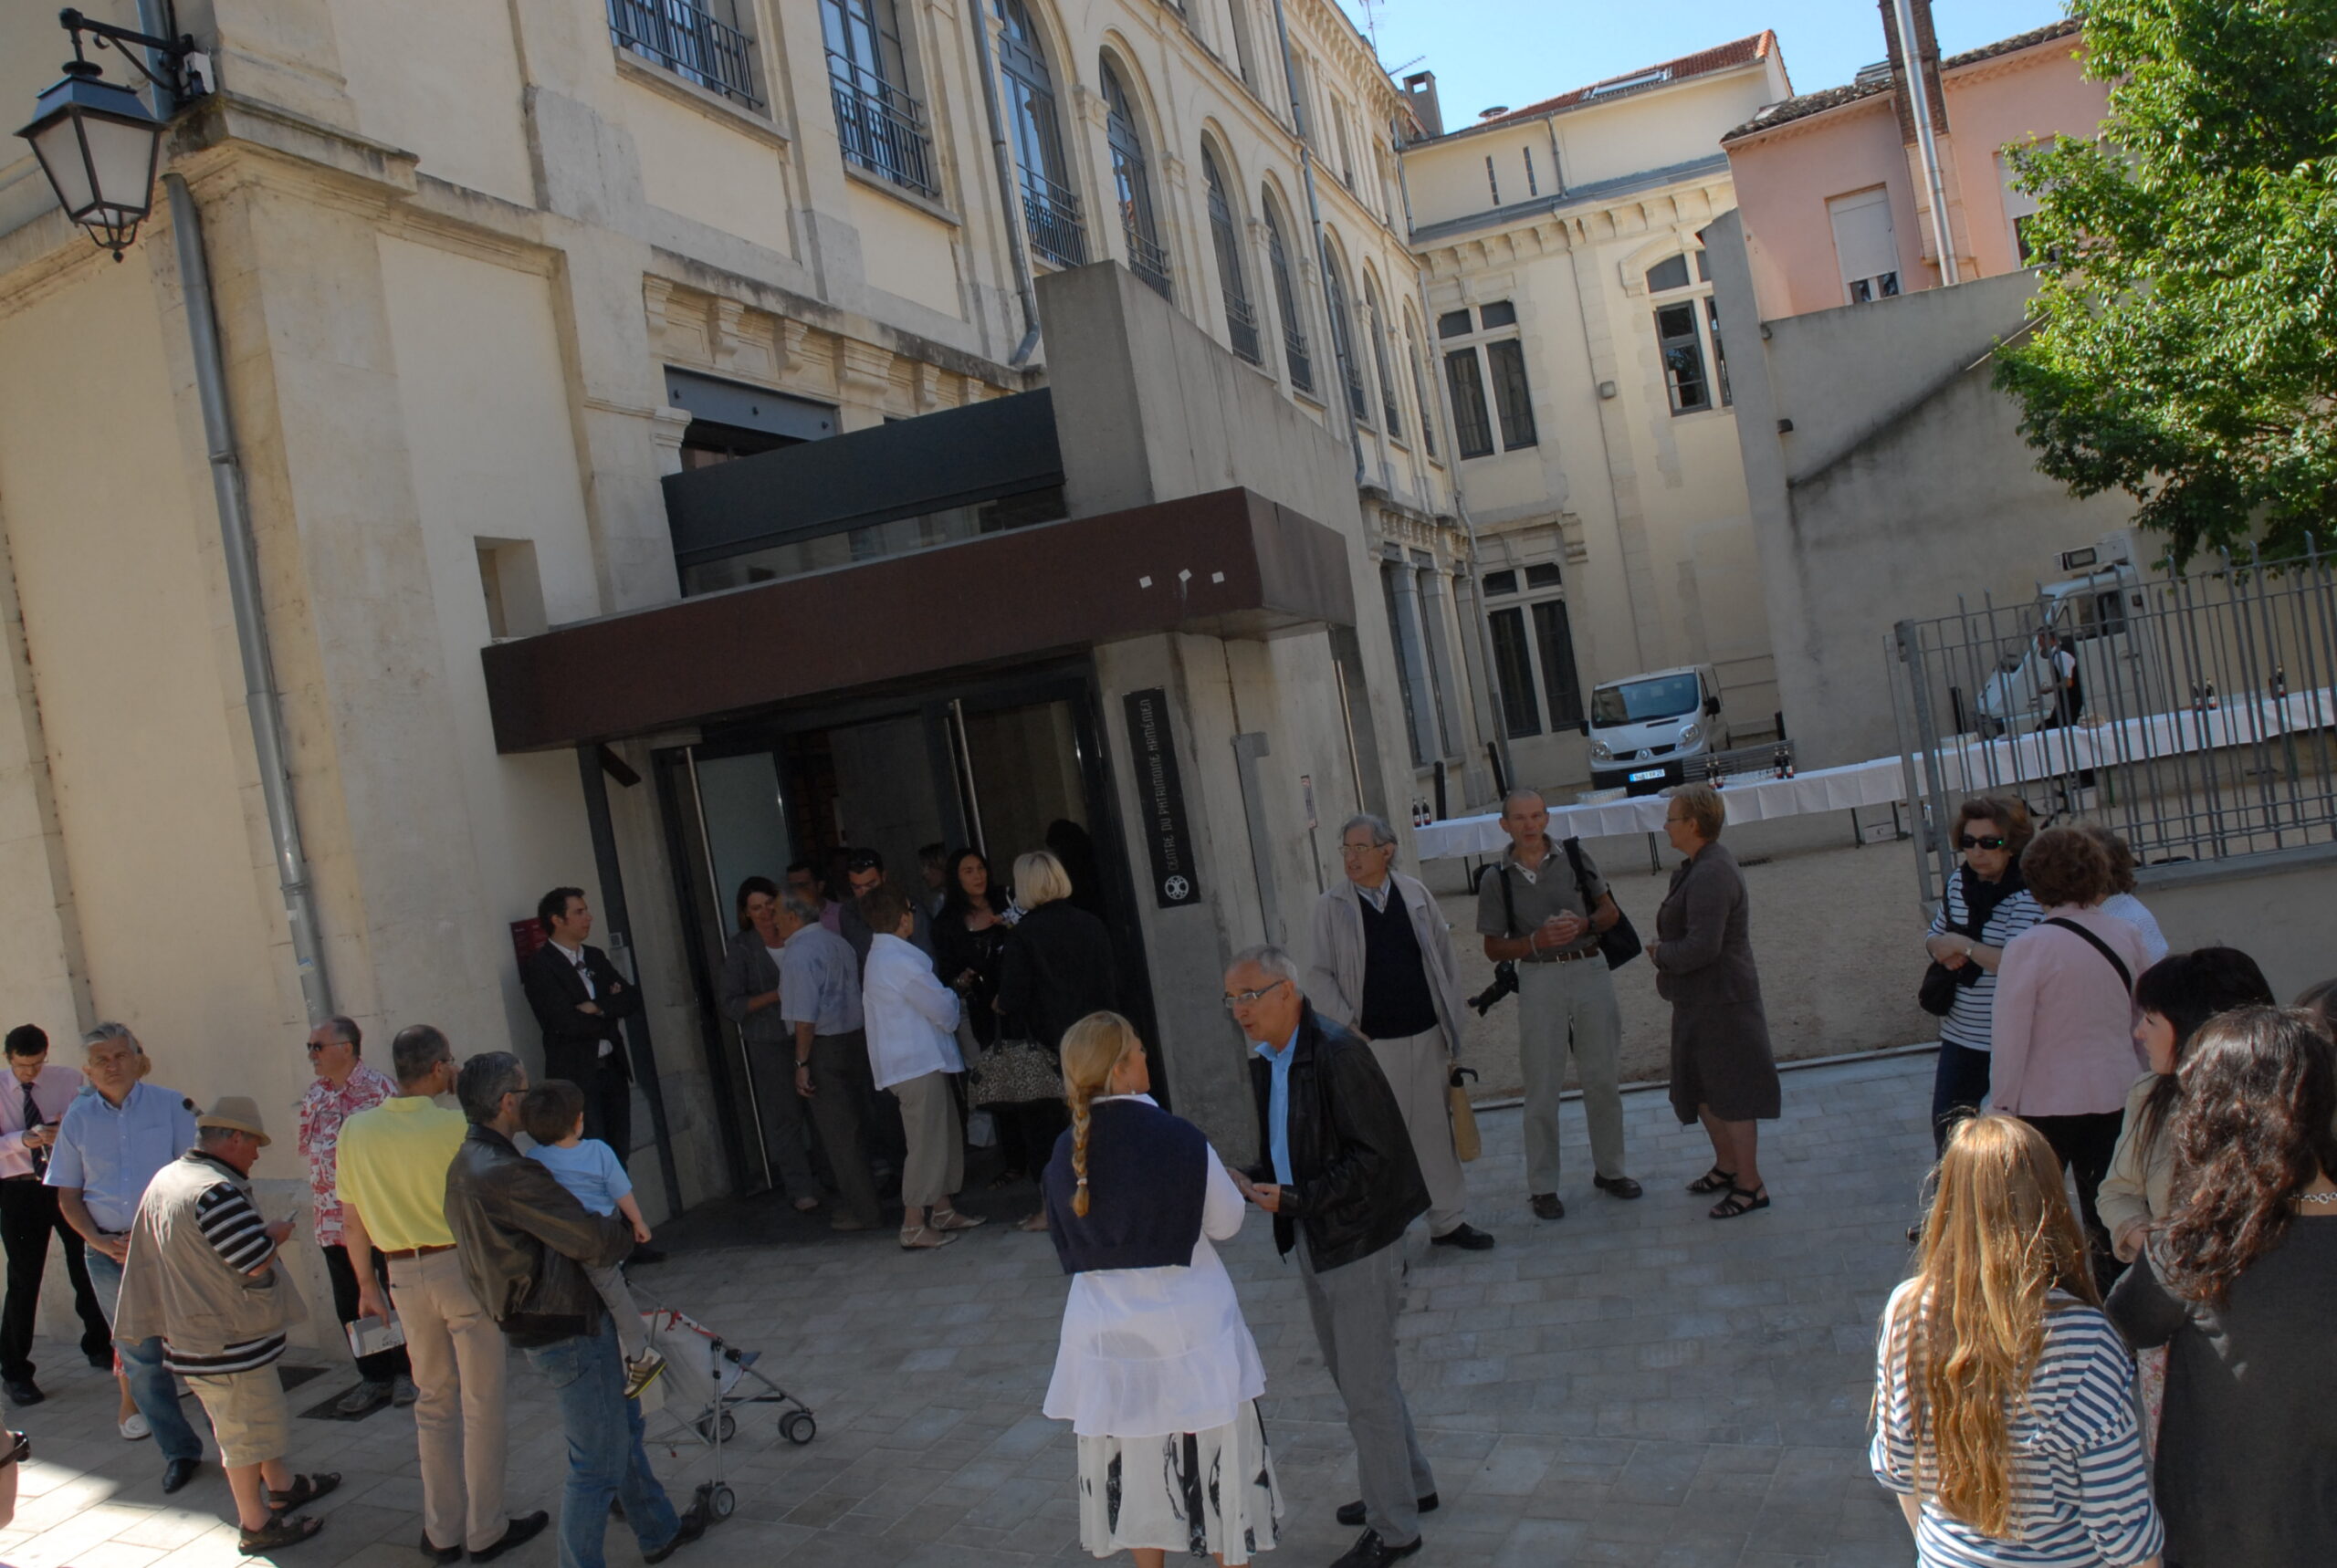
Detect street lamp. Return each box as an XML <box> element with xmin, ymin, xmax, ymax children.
<box><xmin>14</xmin><ymin>7</ymin><xmax>209</xmax><ymax>259</ymax></box>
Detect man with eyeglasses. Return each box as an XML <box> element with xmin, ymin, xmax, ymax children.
<box><xmin>297</xmin><ymin>1017</ymin><xmax>412</xmax><ymax>1415</ymax></box>
<box><xmin>1305</xmin><ymin>815</ymin><xmax>1493</xmax><ymax>1252</ymax></box>
<box><xmin>1474</xmin><ymin>789</ymin><xmax>1640</xmax><ymax>1221</ymax></box>
<box><xmin>1227</xmin><ymin>946</ymin><xmax>1433</xmax><ymax>1568</ymax></box>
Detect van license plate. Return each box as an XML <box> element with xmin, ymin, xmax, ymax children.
<box><xmin>1628</xmin><ymin>768</ymin><xmax>1667</xmax><ymax>783</ymax></box>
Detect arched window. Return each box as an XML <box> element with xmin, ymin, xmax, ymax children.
<box><xmin>1324</xmin><ymin>248</ymin><xmax>1368</xmax><ymax>423</ymax></box>
<box><xmin>1263</xmin><ymin>193</ymin><xmax>1313</xmax><ymax>393</ymax></box>
<box><xmin>1404</xmin><ymin>315</ymin><xmax>1438</xmax><ymax>458</ymax></box>
<box><xmin>1201</xmin><ymin>144</ymin><xmax>1260</xmax><ymax>364</ymax></box>
<box><xmin>994</xmin><ymin>0</ymin><xmax>1085</xmax><ymax>267</ymax></box>
<box><xmin>1101</xmin><ymin>57</ymin><xmax>1170</xmax><ymax>298</ymax></box>
<box><xmin>1365</xmin><ymin>274</ymin><xmax>1400</xmax><ymax>437</ymax></box>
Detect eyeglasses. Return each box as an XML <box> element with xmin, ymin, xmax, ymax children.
<box><xmin>1958</xmin><ymin>834</ymin><xmax>2008</xmax><ymax>852</ymax></box>
<box><xmin>304</xmin><ymin>1040</ymin><xmax>346</xmax><ymax>1054</ymax></box>
<box><xmin>1221</xmin><ymin>979</ymin><xmax>1288</xmax><ymax>1009</ymax></box>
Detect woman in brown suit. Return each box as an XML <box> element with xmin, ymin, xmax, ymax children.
<box><xmin>1648</xmin><ymin>784</ymin><xmax>1781</xmax><ymax>1218</ymax></box>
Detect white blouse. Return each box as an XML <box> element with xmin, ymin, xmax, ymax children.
<box><xmin>1041</xmin><ymin>1096</ymin><xmax>1266</xmax><ymax>1440</ymax></box>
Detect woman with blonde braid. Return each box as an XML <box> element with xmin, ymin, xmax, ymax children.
<box><xmin>1041</xmin><ymin>1012</ymin><xmax>1281</xmax><ymax>1568</ymax></box>
<box><xmin>1871</xmin><ymin>1113</ymin><xmax>2162</xmax><ymax>1567</ymax></box>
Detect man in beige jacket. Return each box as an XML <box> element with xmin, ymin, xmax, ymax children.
<box><xmin>1305</xmin><ymin>814</ymin><xmax>1493</xmax><ymax>1250</ymax></box>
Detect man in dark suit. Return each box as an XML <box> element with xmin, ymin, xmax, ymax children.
<box><xmin>518</xmin><ymin>888</ymin><xmax>643</xmax><ymax>1166</ymax></box>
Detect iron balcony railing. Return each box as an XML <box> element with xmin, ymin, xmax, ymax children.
<box><xmin>609</xmin><ymin>0</ymin><xmax>763</xmax><ymax>110</ymax></box>
<box><xmin>1284</xmin><ymin>324</ymin><xmax>1314</xmax><ymax>392</ymax></box>
<box><xmin>827</xmin><ymin>54</ymin><xmax>938</xmax><ymax>199</ymax></box>
<box><xmin>1021</xmin><ymin>169</ymin><xmax>1087</xmax><ymax>269</ymax></box>
<box><xmin>1125</xmin><ymin>221</ymin><xmax>1172</xmax><ymax>299</ymax></box>
<box><xmin>1225</xmin><ymin>295</ymin><xmax>1263</xmax><ymax>364</ymax></box>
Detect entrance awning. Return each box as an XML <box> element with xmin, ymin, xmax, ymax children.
<box><xmin>482</xmin><ymin>486</ymin><xmax>1356</xmax><ymax>752</ymax></box>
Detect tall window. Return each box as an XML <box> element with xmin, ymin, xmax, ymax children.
<box><xmin>1444</xmin><ymin>347</ymin><xmax>1493</xmax><ymax>458</ymax></box>
<box><xmin>1827</xmin><ymin>187</ymin><xmax>1900</xmax><ymax>304</ymax></box>
<box><xmin>1523</xmin><ymin>145</ymin><xmax>1539</xmax><ymax>197</ymax></box>
<box><xmin>1225</xmin><ymin>0</ymin><xmax>1261</xmax><ymax>89</ymax></box>
<box><xmin>1380</xmin><ymin>567</ymin><xmax>1426</xmax><ymax>765</ymax></box>
<box><xmin>1404</xmin><ymin>317</ymin><xmax>1438</xmax><ymax>458</ymax></box>
<box><xmin>1532</xmin><ymin>599</ymin><xmax>1584</xmax><ymax>727</ymax></box>
<box><xmin>1263</xmin><ymin>194</ymin><xmax>1313</xmax><ymax>393</ymax></box>
<box><xmin>609</xmin><ymin>0</ymin><xmax>763</xmax><ymax>108</ymax></box>
<box><xmin>822</xmin><ymin>0</ymin><xmax>935</xmax><ymax>196</ymax></box>
<box><xmin>1484</xmin><ymin>563</ymin><xmax>1582</xmax><ymax>735</ymax></box>
<box><xmin>1102</xmin><ymin>59</ymin><xmax>1170</xmax><ymax>299</ymax></box>
<box><xmin>1488</xmin><ymin>607</ymin><xmax>1540</xmax><ymax>737</ymax></box>
<box><xmin>995</xmin><ymin>0</ymin><xmax>1085</xmax><ymax>267</ymax></box>
<box><xmin>1202</xmin><ymin>144</ymin><xmax>1260</xmax><ymax>364</ymax></box>
<box><xmin>1646</xmin><ymin>251</ymin><xmax>1730</xmax><ymax>415</ymax></box>
<box><xmin>1325</xmin><ymin>255</ymin><xmax>1368</xmax><ymax>423</ymax></box>
<box><xmin>1365</xmin><ymin>277</ymin><xmax>1400</xmax><ymax>438</ymax></box>
<box><xmin>1484</xmin><ymin>155</ymin><xmax>1500</xmax><ymax>205</ymax></box>
<box><xmin>1439</xmin><ymin>300</ymin><xmax>1535</xmax><ymax>456</ymax></box>
<box><xmin>1484</xmin><ymin>340</ymin><xmax>1536</xmax><ymax>448</ymax></box>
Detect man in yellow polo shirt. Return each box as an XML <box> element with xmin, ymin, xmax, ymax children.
<box><xmin>339</xmin><ymin>1025</ymin><xmax>546</xmax><ymax>1565</ymax></box>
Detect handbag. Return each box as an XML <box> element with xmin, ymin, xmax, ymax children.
<box><xmin>1562</xmin><ymin>837</ymin><xmax>1642</xmax><ymax>969</ymax></box>
<box><xmin>1917</xmin><ymin>960</ymin><xmax>1964</xmax><ymax>1017</ymax></box>
<box><xmin>1447</xmin><ymin>1064</ymin><xmax>1482</xmax><ymax>1163</ymax></box>
<box><xmin>969</xmin><ymin>1026</ymin><xmax>1064</xmax><ymax>1106</ymax></box>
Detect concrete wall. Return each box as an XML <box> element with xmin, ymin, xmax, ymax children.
<box><xmin>1706</xmin><ymin>215</ymin><xmax>2134</xmax><ymax>768</ymax></box>
<box><xmin>2142</xmin><ymin>848</ymin><xmax>2337</xmax><ymax>1005</ymax></box>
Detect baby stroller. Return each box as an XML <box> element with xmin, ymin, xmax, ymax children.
<box><xmin>637</xmin><ymin>1304</ymin><xmax>816</xmax><ymax>1521</ymax></box>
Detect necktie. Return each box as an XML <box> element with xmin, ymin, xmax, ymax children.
<box><xmin>21</xmin><ymin>1083</ymin><xmax>44</xmax><ymax>1180</ymax></box>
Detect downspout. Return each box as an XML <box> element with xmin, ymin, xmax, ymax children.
<box><xmin>967</xmin><ymin>0</ymin><xmax>1043</xmax><ymax>366</ymax></box>
<box><xmin>1265</xmin><ymin>0</ymin><xmax>1368</xmax><ymax>487</ymax></box>
<box><xmin>1394</xmin><ymin>138</ymin><xmax>1514</xmax><ymax>789</ymax></box>
<box><xmin>164</xmin><ymin>172</ymin><xmax>335</xmax><ymax>1025</ymax></box>
<box><xmin>1890</xmin><ymin>0</ymin><xmax>1960</xmax><ymax>286</ymax></box>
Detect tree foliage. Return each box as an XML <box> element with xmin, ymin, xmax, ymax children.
<box><xmin>1994</xmin><ymin>0</ymin><xmax>2337</xmax><ymax>564</ymax></box>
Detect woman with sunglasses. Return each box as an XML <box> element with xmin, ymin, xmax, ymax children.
<box><xmin>1921</xmin><ymin>796</ymin><xmax>2044</xmax><ymax>1150</ymax></box>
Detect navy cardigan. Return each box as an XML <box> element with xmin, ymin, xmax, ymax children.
<box><xmin>1041</xmin><ymin>1098</ymin><xmax>1209</xmax><ymax>1274</ymax></box>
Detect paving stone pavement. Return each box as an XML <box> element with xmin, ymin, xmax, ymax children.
<box><xmin>0</xmin><ymin>1051</ymin><xmax>1938</xmax><ymax>1568</ymax></box>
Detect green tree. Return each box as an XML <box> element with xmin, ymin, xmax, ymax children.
<box><xmin>1995</xmin><ymin>0</ymin><xmax>2337</xmax><ymax>564</ymax></box>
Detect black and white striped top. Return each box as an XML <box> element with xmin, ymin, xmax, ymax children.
<box><xmin>1926</xmin><ymin>872</ymin><xmax>2043</xmax><ymax>1052</ymax></box>
<box><xmin>1871</xmin><ymin>1280</ymin><xmax>2163</xmax><ymax>1566</ymax></box>
<box><xmin>162</xmin><ymin>1180</ymin><xmax>287</xmax><ymax>1376</ymax></box>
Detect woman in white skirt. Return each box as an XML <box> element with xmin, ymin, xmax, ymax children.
<box><xmin>1042</xmin><ymin>1011</ymin><xmax>1282</xmax><ymax>1566</ymax></box>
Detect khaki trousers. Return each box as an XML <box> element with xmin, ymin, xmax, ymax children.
<box><xmin>389</xmin><ymin>1247</ymin><xmax>508</xmax><ymax>1553</ymax></box>
<box><xmin>1367</xmin><ymin>1026</ymin><xmax>1469</xmax><ymax>1236</ymax></box>
<box><xmin>1516</xmin><ymin>958</ymin><xmax>1627</xmax><ymax>1191</ymax></box>
<box><xmin>893</xmin><ymin>1071</ymin><xmax>963</xmax><ymax>1213</ymax></box>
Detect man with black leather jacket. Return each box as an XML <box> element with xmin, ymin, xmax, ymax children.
<box><xmin>445</xmin><ymin>1053</ymin><xmax>706</xmax><ymax>1568</ymax></box>
<box><xmin>1228</xmin><ymin>945</ymin><xmax>1434</xmax><ymax>1568</ymax></box>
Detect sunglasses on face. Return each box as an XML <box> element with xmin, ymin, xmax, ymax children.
<box><xmin>1958</xmin><ymin>834</ymin><xmax>2008</xmax><ymax>852</ymax></box>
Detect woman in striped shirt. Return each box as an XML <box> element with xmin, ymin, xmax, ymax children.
<box><xmin>1872</xmin><ymin>1113</ymin><xmax>2163</xmax><ymax>1567</ymax></box>
<box><xmin>1922</xmin><ymin>797</ymin><xmax>2044</xmax><ymax>1151</ymax></box>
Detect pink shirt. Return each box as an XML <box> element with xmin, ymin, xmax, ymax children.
<box><xmin>298</xmin><ymin>1061</ymin><xmax>398</xmax><ymax>1245</ymax></box>
<box><xmin>0</xmin><ymin>1064</ymin><xmax>86</xmax><ymax>1180</ymax></box>
<box><xmin>1989</xmin><ymin>904</ymin><xmax>2152</xmax><ymax>1117</ymax></box>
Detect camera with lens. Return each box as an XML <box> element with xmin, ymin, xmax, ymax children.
<box><xmin>1469</xmin><ymin>958</ymin><xmax>1519</xmax><ymax>1016</ymax></box>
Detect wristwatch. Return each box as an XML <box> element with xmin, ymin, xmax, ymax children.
<box><xmin>3</xmin><ymin>1430</ymin><xmax>28</xmax><ymax>1466</ymax></box>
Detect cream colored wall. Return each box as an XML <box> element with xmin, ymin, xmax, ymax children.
<box><xmin>622</xmin><ymin>76</ymin><xmax>798</xmax><ymax>262</ymax></box>
<box><xmin>1553</xmin><ymin>72</ymin><xmax>1779</xmax><ymax>188</ymax></box>
<box><xmin>845</xmin><ymin>183</ymin><xmax>963</xmax><ymax>319</ymax></box>
<box><xmin>325</xmin><ymin>0</ymin><xmax>536</xmax><ymax>207</ymax></box>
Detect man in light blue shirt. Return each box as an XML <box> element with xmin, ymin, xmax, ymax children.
<box><xmin>47</xmin><ymin>1023</ymin><xmax>204</xmax><ymax>1488</ymax></box>
<box><xmin>773</xmin><ymin>894</ymin><xmax>882</xmax><ymax>1231</ymax></box>
<box><xmin>1252</xmin><ymin>1026</ymin><xmax>1300</xmax><ymax>1187</ymax></box>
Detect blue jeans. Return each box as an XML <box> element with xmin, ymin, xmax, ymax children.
<box><xmin>83</xmin><ymin>1249</ymin><xmax>204</xmax><ymax>1462</ymax></box>
<box><xmin>522</xmin><ymin>1318</ymin><xmax>680</xmax><ymax>1568</ymax></box>
<box><xmin>1930</xmin><ymin>1040</ymin><xmax>1993</xmax><ymax>1155</ymax></box>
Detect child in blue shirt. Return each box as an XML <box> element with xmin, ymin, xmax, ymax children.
<box><xmin>521</xmin><ymin>1081</ymin><xmax>665</xmax><ymax>1398</ymax></box>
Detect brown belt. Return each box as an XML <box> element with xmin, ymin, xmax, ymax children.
<box><xmin>381</xmin><ymin>1244</ymin><xmax>456</xmax><ymax>1260</ymax></box>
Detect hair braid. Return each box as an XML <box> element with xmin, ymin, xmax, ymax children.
<box><xmin>1069</xmin><ymin>1082</ymin><xmax>1095</xmax><ymax>1218</ymax></box>
<box><xmin>1058</xmin><ymin>1011</ymin><xmax>1141</xmax><ymax>1222</ymax></box>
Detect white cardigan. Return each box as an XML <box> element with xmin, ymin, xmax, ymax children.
<box><xmin>862</xmin><ymin>933</ymin><xmax>963</xmax><ymax>1091</ymax></box>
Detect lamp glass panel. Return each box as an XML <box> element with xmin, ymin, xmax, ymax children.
<box><xmin>28</xmin><ymin>116</ymin><xmax>99</xmax><ymax>214</ymax></box>
<box><xmin>79</xmin><ymin>110</ymin><xmax>162</xmax><ymax>219</ymax></box>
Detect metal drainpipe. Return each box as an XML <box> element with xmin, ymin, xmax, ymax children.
<box><xmin>1265</xmin><ymin>0</ymin><xmax>1368</xmax><ymax>488</ymax></box>
<box><xmin>1393</xmin><ymin>139</ymin><xmax>1515</xmax><ymax>789</ymax></box>
<box><xmin>164</xmin><ymin>171</ymin><xmax>335</xmax><ymax>1024</ymax></box>
<box><xmin>966</xmin><ymin>0</ymin><xmax>1043</xmax><ymax>366</ymax></box>
<box><xmin>1890</xmin><ymin>0</ymin><xmax>1960</xmax><ymax>286</ymax></box>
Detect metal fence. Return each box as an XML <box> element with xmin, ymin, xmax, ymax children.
<box><xmin>827</xmin><ymin>55</ymin><xmax>938</xmax><ymax>199</ymax></box>
<box><xmin>1890</xmin><ymin>544</ymin><xmax>2337</xmax><ymax>904</ymax></box>
<box><xmin>609</xmin><ymin>0</ymin><xmax>763</xmax><ymax>110</ymax></box>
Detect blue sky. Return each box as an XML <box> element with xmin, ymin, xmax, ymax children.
<box><xmin>1333</xmin><ymin>0</ymin><xmax>2073</xmax><ymax>120</ymax></box>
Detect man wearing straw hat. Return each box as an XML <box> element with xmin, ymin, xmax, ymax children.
<box><xmin>116</xmin><ymin>1095</ymin><xmax>340</xmax><ymax>1555</ymax></box>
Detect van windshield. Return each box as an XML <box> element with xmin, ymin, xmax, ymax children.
<box><xmin>1592</xmin><ymin>674</ymin><xmax>1701</xmax><ymax>727</ymax></box>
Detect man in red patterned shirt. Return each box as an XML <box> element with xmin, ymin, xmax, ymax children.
<box><xmin>299</xmin><ymin>1017</ymin><xmax>410</xmax><ymax>1414</ymax></box>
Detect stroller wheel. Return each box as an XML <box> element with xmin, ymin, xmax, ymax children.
<box><xmin>694</xmin><ymin>1411</ymin><xmax>737</xmax><ymax>1444</ymax></box>
<box><xmin>711</xmin><ymin>1485</ymin><xmax>736</xmax><ymax>1521</ymax></box>
<box><xmin>781</xmin><ymin>1411</ymin><xmax>816</xmax><ymax>1446</ymax></box>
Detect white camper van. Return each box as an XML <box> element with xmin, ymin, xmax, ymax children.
<box><xmin>1585</xmin><ymin>664</ymin><xmax>1730</xmax><ymax>796</ymax></box>
<box><xmin>1972</xmin><ymin>532</ymin><xmax>2154</xmax><ymax>737</ymax></box>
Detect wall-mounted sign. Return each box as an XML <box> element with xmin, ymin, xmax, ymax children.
<box><xmin>1123</xmin><ymin>688</ymin><xmax>1201</xmax><ymax>909</ymax></box>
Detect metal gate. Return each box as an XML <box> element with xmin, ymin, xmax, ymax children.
<box><xmin>1890</xmin><ymin>544</ymin><xmax>2337</xmax><ymax>904</ymax></box>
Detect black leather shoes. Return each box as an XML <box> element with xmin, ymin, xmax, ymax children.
<box><xmin>1429</xmin><ymin>1224</ymin><xmax>1494</xmax><ymax>1251</ymax></box>
<box><xmin>471</xmin><ymin>1511</ymin><xmax>550</xmax><ymax>1562</ymax></box>
<box><xmin>4</xmin><ymin>1378</ymin><xmax>42</xmax><ymax>1407</ymax></box>
<box><xmin>1593</xmin><ymin>1174</ymin><xmax>1644</xmax><ymax>1200</ymax></box>
<box><xmin>642</xmin><ymin>1500</ymin><xmax>708</xmax><ymax>1564</ymax></box>
<box><xmin>418</xmin><ymin>1532</ymin><xmax>463</xmax><ymax>1565</ymax></box>
<box><xmin>1529</xmin><ymin>1193</ymin><xmax>1565</xmax><ymax>1220</ymax></box>
<box><xmin>161</xmin><ymin>1457</ymin><xmax>201</xmax><ymax>1494</ymax></box>
<box><xmin>1336</xmin><ymin>1493</ymin><xmax>1438</xmax><ymax>1527</ymax></box>
<box><xmin>1327</xmin><ymin>1528</ymin><xmax>1423</xmax><ymax>1568</ymax></box>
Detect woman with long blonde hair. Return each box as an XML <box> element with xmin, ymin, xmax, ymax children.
<box><xmin>1872</xmin><ymin>1113</ymin><xmax>2163</xmax><ymax>1567</ymax></box>
<box><xmin>1039</xmin><ymin>1012</ymin><xmax>1280</xmax><ymax>1567</ymax></box>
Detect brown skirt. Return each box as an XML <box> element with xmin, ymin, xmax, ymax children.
<box><xmin>1668</xmin><ymin>1002</ymin><xmax>1781</xmax><ymax>1124</ymax></box>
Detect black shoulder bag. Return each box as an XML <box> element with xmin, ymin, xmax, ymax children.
<box><xmin>1563</xmin><ymin>836</ymin><xmax>1642</xmax><ymax>970</ymax></box>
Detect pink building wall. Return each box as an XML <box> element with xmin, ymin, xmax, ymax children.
<box><xmin>1724</xmin><ymin>32</ymin><xmax>2111</xmax><ymax>321</ymax></box>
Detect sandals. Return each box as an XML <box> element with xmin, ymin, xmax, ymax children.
<box><xmin>1686</xmin><ymin>1166</ymin><xmax>1736</xmax><ymax>1195</ymax></box>
<box><xmin>1709</xmin><ymin>1186</ymin><xmax>1770</xmax><ymax>1219</ymax></box>
<box><xmin>268</xmin><ymin>1473</ymin><xmax>341</xmax><ymax>1512</ymax></box>
<box><xmin>241</xmin><ymin>1513</ymin><xmax>324</xmax><ymax>1555</ymax></box>
<box><xmin>929</xmin><ymin>1208</ymin><xmax>988</xmax><ymax>1232</ymax></box>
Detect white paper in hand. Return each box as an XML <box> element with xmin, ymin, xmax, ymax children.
<box><xmin>347</xmin><ymin>1313</ymin><xmax>407</xmax><ymax>1359</ymax></box>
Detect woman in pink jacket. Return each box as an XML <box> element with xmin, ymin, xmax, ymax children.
<box><xmin>1989</xmin><ymin>827</ymin><xmax>2154</xmax><ymax>1281</ymax></box>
